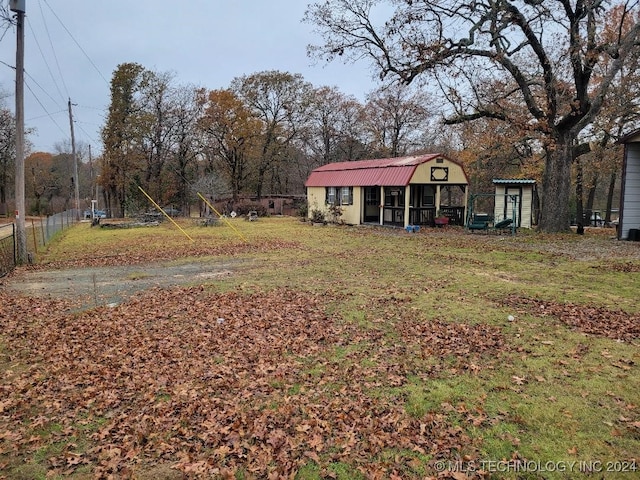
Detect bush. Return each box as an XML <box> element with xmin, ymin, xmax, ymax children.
<box><xmin>310</xmin><ymin>208</ymin><xmax>326</xmax><ymax>223</ymax></box>
<box><xmin>297</xmin><ymin>200</ymin><xmax>309</xmax><ymax>218</ymax></box>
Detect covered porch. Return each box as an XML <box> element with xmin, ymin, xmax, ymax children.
<box><xmin>363</xmin><ymin>184</ymin><xmax>467</xmax><ymax>228</ymax></box>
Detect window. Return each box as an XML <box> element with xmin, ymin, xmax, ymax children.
<box><xmin>384</xmin><ymin>187</ymin><xmax>404</xmax><ymax>207</ymax></box>
<box><xmin>341</xmin><ymin>187</ymin><xmax>353</xmax><ymax>205</ymax></box>
<box><xmin>422</xmin><ymin>185</ymin><xmax>435</xmax><ymax>206</ymax></box>
<box><xmin>326</xmin><ymin>186</ymin><xmax>353</xmax><ymax>205</ymax></box>
<box><xmin>365</xmin><ymin>188</ymin><xmax>379</xmax><ymax>205</ymax></box>
<box><xmin>326</xmin><ymin>187</ymin><xmax>337</xmax><ymax>205</ymax></box>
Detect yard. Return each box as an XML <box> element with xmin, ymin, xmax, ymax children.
<box><xmin>0</xmin><ymin>218</ymin><xmax>639</xmax><ymax>479</ymax></box>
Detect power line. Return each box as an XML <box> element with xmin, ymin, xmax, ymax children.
<box><xmin>21</xmin><ymin>1</ymin><xmax>109</xmax><ymax>151</ymax></box>
<box><xmin>23</xmin><ymin>78</ymin><xmax>68</xmax><ymax>139</ymax></box>
<box><xmin>24</xmin><ymin>67</ymin><xmax>63</xmax><ymax>109</ymax></box>
<box><xmin>76</xmin><ymin>121</ymin><xmax>99</xmax><ymax>146</ymax></box>
<box><xmin>26</xmin><ymin>15</ymin><xmax>66</xmax><ymax>103</ymax></box>
<box><xmin>36</xmin><ymin>1</ymin><xmax>69</xmax><ymax>99</ymax></box>
<box><xmin>42</xmin><ymin>0</ymin><xmax>110</xmax><ymax>86</ymax></box>
<box><xmin>0</xmin><ymin>21</ymin><xmax>12</xmax><ymax>43</ymax></box>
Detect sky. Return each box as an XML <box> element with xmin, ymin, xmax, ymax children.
<box><xmin>0</xmin><ymin>0</ymin><xmax>384</xmax><ymax>155</ymax></box>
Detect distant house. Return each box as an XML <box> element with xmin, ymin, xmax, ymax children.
<box><xmin>492</xmin><ymin>179</ymin><xmax>537</xmax><ymax>229</ymax></box>
<box><xmin>305</xmin><ymin>154</ymin><xmax>469</xmax><ymax>228</ymax></box>
<box><xmin>618</xmin><ymin>130</ymin><xmax>640</xmax><ymax>240</ymax></box>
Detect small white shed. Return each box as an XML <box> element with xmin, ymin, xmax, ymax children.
<box><xmin>618</xmin><ymin>130</ymin><xmax>640</xmax><ymax>241</ymax></box>
<box><xmin>492</xmin><ymin>179</ymin><xmax>536</xmax><ymax>229</ymax></box>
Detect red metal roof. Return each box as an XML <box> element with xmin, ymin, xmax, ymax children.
<box><xmin>305</xmin><ymin>154</ymin><xmax>443</xmax><ymax>187</ymax></box>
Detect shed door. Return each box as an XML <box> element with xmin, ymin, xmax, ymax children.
<box><xmin>504</xmin><ymin>187</ymin><xmax>521</xmax><ymax>226</ymax></box>
<box><xmin>363</xmin><ymin>187</ymin><xmax>380</xmax><ymax>222</ymax></box>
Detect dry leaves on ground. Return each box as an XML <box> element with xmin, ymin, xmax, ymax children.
<box><xmin>26</xmin><ymin>238</ymin><xmax>302</xmax><ymax>270</ymax></box>
<box><xmin>0</xmin><ymin>286</ymin><xmax>507</xmax><ymax>478</ymax></box>
<box><xmin>500</xmin><ymin>294</ymin><xmax>640</xmax><ymax>341</ymax></box>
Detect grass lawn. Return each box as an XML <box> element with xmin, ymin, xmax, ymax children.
<box><xmin>0</xmin><ymin>217</ymin><xmax>638</xmax><ymax>479</ymax></box>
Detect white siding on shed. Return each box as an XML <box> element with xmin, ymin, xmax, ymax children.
<box><xmin>493</xmin><ymin>182</ymin><xmax>534</xmax><ymax>228</ymax></box>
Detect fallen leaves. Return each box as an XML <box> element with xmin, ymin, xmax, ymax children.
<box><xmin>500</xmin><ymin>295</ymin><xmax>640</xmax><ymax>341</ymax></box>
<box><xmin>25</xmin><ymin>238</ymin><xmax>302</xmax><ymax>270</ymax></box>
<box><xmin>0</xmin><ymin>287</ymin><xmax>495</xmax><ymax>478</ymax></box>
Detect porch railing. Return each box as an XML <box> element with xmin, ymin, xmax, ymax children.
<box><xmin>383</xmin><ymin>206</ymin><xmax>466</xmax><ymax>227</ymax></box>
<box><xmin>438</xmin><ymin>207</ymin><xmax>466</xmax><ymax>226</ymax></box>
<box><xmin>408</xmin><ymin>206</ymin><xmax>465</xmax><ymax>226</ymax></box>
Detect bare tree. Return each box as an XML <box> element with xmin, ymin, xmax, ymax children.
<box><xmin>299</xmin><ymin>86</ymin><xmax>370</xmax><ymax>166</ymax></box>
<box><xmin>305</xmin><ymin>0</ymin><xmax>640</xmax><ymax>232</ymax></box>
<box><xmin>363</xmin><ymin>83</ymin><xmax>436</xmax><ymax>157</ymax></box>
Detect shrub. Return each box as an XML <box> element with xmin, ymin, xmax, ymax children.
<box><xmin>310</xmin><ymin>208</ymin><xmax>326</xmax><ymax>223</ymax></box>
<box><xmin>297</xmin><ymin>200</ymin><xmax>309</xmax><ymax>218</ymax></box>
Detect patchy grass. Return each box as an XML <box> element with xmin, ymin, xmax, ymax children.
<box><xmin>1</xmin><ymin>218</ymin><xmax>639</xmax><ymax>479</ymax></box>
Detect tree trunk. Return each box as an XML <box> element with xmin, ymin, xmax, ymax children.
<box><xmin>539</xmin><ymin>139</ymin><xmax>573</xmax><ymax>232</ymax></box>
<box><xmin>575</xmin><ymin>157</ymin><xmax>584</xmax><ymax>228</ymax></box>
<box><xmin>604</xmin><ymin>170</ymin><xmax>617</xmax><ymax>223</ymax></box>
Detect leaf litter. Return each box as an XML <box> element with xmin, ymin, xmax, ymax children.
<box><xmin>0</xmin><ymin>285</ymin><xmax>507</xmax><ymax>478</ymax></box>
<box><xmin>500</xmin><ymin>294</ymin><xmax>640</xmax><ymax>342</ymax></box>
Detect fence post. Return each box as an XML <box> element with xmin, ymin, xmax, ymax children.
<box><xmin>31</xmin><ymin>218</ymin><xmax>37</xmax><ymax>254</ymax></box>
<box><xmin>13</xmin><ymin>222</ymin><xmax>16</xmax><ymax>267</ymax></box>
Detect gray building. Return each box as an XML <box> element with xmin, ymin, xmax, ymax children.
<box><xmin>619</xmin><ymin>130</ymin><xmax>640</xmax><ymax>241</ymax></box>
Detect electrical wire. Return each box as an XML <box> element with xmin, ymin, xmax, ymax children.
<box><xmin>26</xmin><ymin>15</ymin><xmax>66</xmax><ymax>103</ymax></box>
<box><xmin>0</xmin><ymin>21</ymin><xmax>12</xmax><ymax>43</ymax></box>
<box><xmin>41</xmin><ymin>0</ymin><xmax>110</xmax><ymax>86</ymax></box>
<box><xmin>75</xmin><ymin>121</ymin><xmax>99</xmax><ymax>146</ymax></box>
<box><xmin>36</xmin><ymin>0</ymin><xmax>69</xmax><ymax>100</ymax></box>
<box><xmin>18</xmin><ymin>0</ymin><xmax>110</xmax><ymax>149</ymax></box>
<box><xmin>23</xmin><ymin>78</ymin><xmax>68</xmax><ymax>139</ymax></box>
<box><xmin>24</xmin><ymin>68</ymin><xmax>63</xmax><ymax>109</ymax></box>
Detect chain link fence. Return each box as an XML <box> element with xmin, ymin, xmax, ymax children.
<box><xmin>0</xmin><ymin>223</ymin><xmax>16</xmax><ymax>277</ymax></box>
<box><xmin>0</xmin><ymin>209</ymin><xmax>81</xmax><ymax>276</ymax></box>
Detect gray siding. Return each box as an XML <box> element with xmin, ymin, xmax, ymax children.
<box><xmin>621</xmin><ymin>143</ymin><xmax>640</xmax><ymax>239</ymax></box>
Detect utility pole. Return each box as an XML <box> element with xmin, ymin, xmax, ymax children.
<box><xmin>68</xmin><ymin>99</ymin><xmax>80</xmax><ymax>220</ymax></box>
<box><xmin>88</xmin><ymin>143</ymin><xmax>93</xmax><ymax>202</ymax></box>
<box><xmin>11</xmin><ymin>0</ymin><xmax>26</xmax><ymax>264</ymax></box>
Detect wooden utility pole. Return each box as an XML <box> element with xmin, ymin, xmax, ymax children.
<box><xmin>68</xmin><ymin>99</ymin><xmax>80</xmax><ymax>219</ymax></box>
<box><xmin>11</xmin><ymin>0</ymin><xmax>27</xmax><ymax>264</ymax></box>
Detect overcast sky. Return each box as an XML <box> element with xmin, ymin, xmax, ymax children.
<box><xmin>0</xmin><ymin>0</ymin><xmax>384</xmax><ymax>155</ymax></box>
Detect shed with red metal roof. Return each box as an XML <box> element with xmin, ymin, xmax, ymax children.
<box><xmin>305</xmin><ymin>154</ymin><xmax>469</xmax><ymax>228</ymax></box>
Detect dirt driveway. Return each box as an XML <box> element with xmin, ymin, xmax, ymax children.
<box><xmin>3</xmin><ymin>259</ymin><xmax>240</xmax><ymax>309</ymax></box>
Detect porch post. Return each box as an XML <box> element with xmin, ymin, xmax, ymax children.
<box><xmin>463</xmin><ymin>185</ymin><xmax>468</xmax><ymax>226</ymax></box>
<box><xmin>435</xmin><ymin>185</ymin><xmax>441</xmax><ymax>213</ymax></box>
<box><xmin>404</xmin><ymin>185</ymin><xmax>410</xmax><ymax>228</ymax></box>
<box><xmin>379</xmin><ymin>187</ymin><xmax>384</xmax><ymax>225</ymax></box>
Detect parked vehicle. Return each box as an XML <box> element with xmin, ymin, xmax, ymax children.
<box><xmin>162</xmin><ymin>207</ymin><xmax>182</xmax><ymax>217</ymax></box>
<box><xmin>84</xmin><ymin>209</ymin><xmax>107</xmax><ymax>219</ymax></box>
